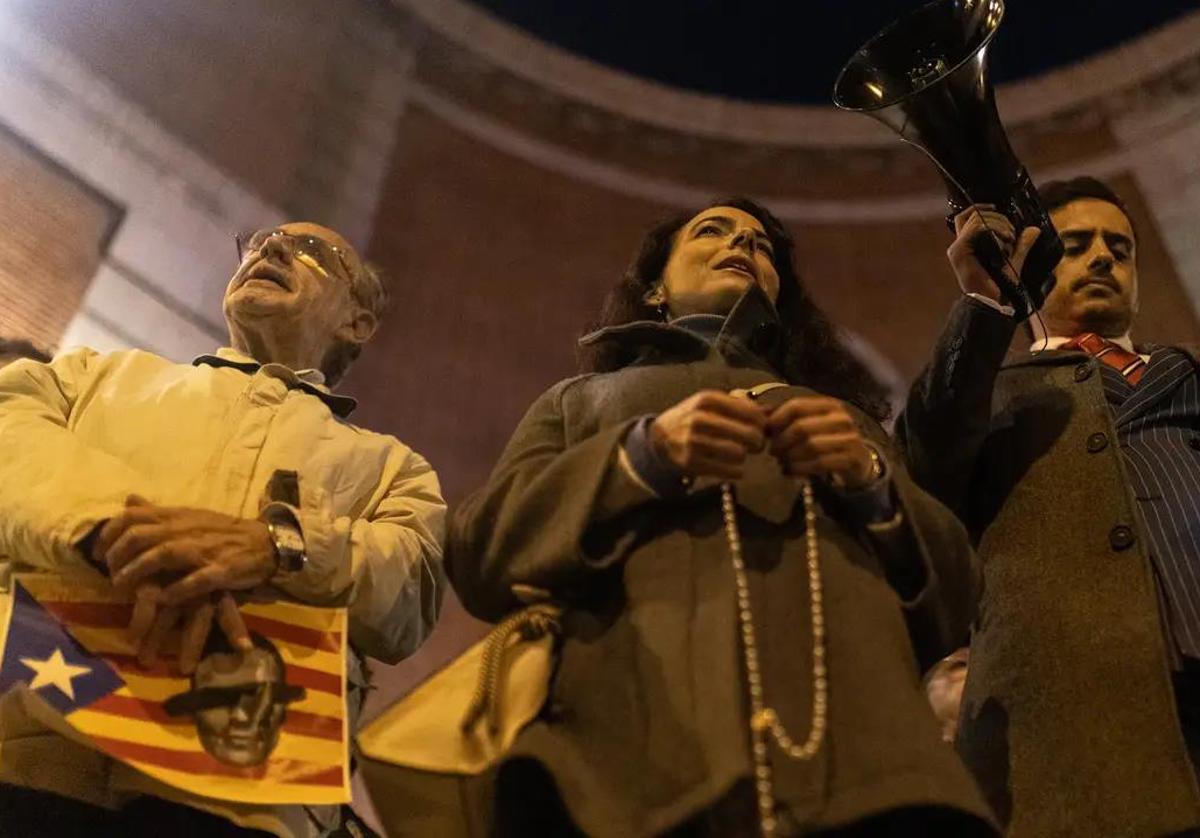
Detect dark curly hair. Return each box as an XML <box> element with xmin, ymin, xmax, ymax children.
<box><xmin>579</xmin><ymin>197</ymin><xmax>892</xmax><ymax>422</ymax></box>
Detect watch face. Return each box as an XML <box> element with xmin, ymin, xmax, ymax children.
<box><xmin>268</xmin><ymin>520</ymin><xmax>306</xmax><ymax>572</ymax></box>
<box><xmin>275</xmin><ymin>528</ymin><xmax>305</xmax><ymax>554</ymax></box>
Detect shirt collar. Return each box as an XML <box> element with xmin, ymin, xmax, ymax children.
<box><xmin>1030</xmin><ymin>333</ymin><xmax>1136</xmax><ymax>354</ymax></box>
<box><xmin>192</xmin><ymin>347</ymin><xmax>357</xmax><ymax>418</ymax></box>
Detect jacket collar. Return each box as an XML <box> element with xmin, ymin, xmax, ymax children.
<box><xmin>192</xmin><ymin>347</ymin><xmax>357</xmax><ymax>418</ymax></box>
<box><xmin>1002</xmin><ymin>347</ymin><xmax>1090</xmax><ymax>372</ymax></box>
<box><xmin>1112</xmin><ymin>348</ymin><xmax>1196</xmax><ymax>426</ymax></box>
<box><xmin>578</xmin><ymin>284</ymin><xmax>785</xmax><ymax>372</ymax></box>
<box><xmin>1004</xmin><ymin>339</ymin><xmax>1200</xmax><ymax>373</ymax></box>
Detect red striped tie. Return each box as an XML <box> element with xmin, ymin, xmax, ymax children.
<box><xmin>1061</xmin><ymin>332</ymin><xmax>1147</xmax><ymax>386</ymax></box>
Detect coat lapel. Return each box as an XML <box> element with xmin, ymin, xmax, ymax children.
<box><xmin>1002</xmin><ymin>345</ymin><xmax>1200</xmax><ymax>428</ymax></box>
<box><xmin>1000</xmin><ymin>348</ymin><xmax>1089</xmax><ymax>373</ymax></box>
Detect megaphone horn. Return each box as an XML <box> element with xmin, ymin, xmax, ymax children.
<box><xmin>833</xmin><ymin>0</ymin><xmax>1063</xmax><ymax>315</ymax></box>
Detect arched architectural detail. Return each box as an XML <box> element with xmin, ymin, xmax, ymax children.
<box><xmin>389</xmin><ymin>1</ymin><xmax>1200</xmax><ymax>222</ymax></box>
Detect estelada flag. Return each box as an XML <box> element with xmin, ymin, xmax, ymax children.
<box><xmin>0</xmin><ymin>573</ymin><xmax>349</xmax><ymax>805</ymax></box>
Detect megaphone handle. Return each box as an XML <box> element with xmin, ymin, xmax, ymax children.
<box><xmin>972</xmin><ymin>232</ymin><xmax>1030</xmax><ymax>314</ymax></box>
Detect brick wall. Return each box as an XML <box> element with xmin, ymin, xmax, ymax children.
<box><xmin>0</xmin><ymin>127</ymin><xmax>119</xmax><ymax>349</ymax></box>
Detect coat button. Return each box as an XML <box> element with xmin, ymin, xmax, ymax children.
<box><xmin>1109</xmin><ymin>525</ymin><xmax>1136</xmax><ymax>551</ymax></box>
<box><xmin>750</xmin><ymin>323</ymin><xmax>779</xmax><ymax>355</ymax></box>
<box><xmin>1074</xmin><ymin>362</ymin><xmax>1094</xmax><ymax>382</ymax></box>
<box><xmin>1086</xmin><ymin>432</ymin><xmax>1109</xmax><ymax>453</ymax></box>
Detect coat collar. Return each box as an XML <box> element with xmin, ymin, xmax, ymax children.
<box><xmin>1001</xmin><ymin>340</ymin><xmax>1200</xmax><ymax>426</ymax></box>
<box><xmin>1003</xmin><ymin>341</ymin><xmax>1200</xmax><ymax>373</ymax></box>
<box><xmin>192</xmin><ymin>347</ymin><xmax>357</xmax><ymax>418</ymax></box>
<box><xmin>1002</xmin><ymin>348</ymin><xmax>1087</xmax><ymax>372</ymax></box>
<box><xmin>578</xmin><ymin>285</ymin><xmax>786</xmax><ymax>373</ymax></box>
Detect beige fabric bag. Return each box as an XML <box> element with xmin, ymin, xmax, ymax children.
<box><xmin>356</xmin><ymin>603</ymin><xmax>562</xmax><ymax>837</ymax></box>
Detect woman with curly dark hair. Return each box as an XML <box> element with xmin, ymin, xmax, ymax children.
<box><xmin>445</xmin><ymin>199</ymin><xmax>995</xmax><ymax>836</ymax></box>
<box><xmin>580</xmin><ymin>197</ymin><xmax>892</xmax><ymax>424</ymax></box>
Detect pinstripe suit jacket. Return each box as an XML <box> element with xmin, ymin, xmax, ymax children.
<box><xmin>898</xmin><ymin>297</ymin><xmax>1200</xmax><ymax>837</ymax></box>
<box><xmin>1102</xmin><ymin>349</ymin><xmax>1200</xmax><ymax>660</ymax></box>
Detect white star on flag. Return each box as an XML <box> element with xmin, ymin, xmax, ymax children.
<box><xmin>20</xmin><ymin>648</ymin><xmax>91</xmax><ymax>700</ymax></box>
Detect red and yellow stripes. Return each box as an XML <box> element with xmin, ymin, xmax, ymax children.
<box><xmin>15</xmin><ymin>574</ymin><xmax>350</xmax><ymax>804</ymax></box>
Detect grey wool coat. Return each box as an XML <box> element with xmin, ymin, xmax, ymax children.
<box><xmin>897</xmin><ymin>296</ymin><xmax>1200</xmax><ymax>837</ymax></box>
<box><xmin>447</xmin><ymin>289</ymin><xmax>996</xmax><ymax>837</ymax></box>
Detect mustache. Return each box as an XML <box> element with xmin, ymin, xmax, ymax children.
<box><xmin>1070</xmin><ymin>274</ymin><xmax>1120</xmax><ymax>293</ymax></box>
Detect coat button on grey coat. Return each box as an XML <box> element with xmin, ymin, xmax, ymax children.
<box><xmin>1075</xmin><ymin>362</ymin><xmax>1094</xmax><ymax>382</ymax></box>
<box><xmin>1109</xmin><ymin>525</ymin><xmax>1136</xmax><ymax>551</ymax></box>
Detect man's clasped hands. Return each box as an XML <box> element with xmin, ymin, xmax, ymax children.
<box><xmin>89</xmin><ymin>495</ymin><xmax>281</xmax><ymax>674</ymax></box>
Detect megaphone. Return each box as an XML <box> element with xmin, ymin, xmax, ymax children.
<box><xmin>833</xmin><ymin>0</ymin><xmax>1062</xmax><ymax>315</ymax></box>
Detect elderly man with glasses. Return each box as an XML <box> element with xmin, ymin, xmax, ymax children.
<box><xmin>0</xmin><ymin>222</ymin><xmax>446</xmax><ymax>836</ymax></box>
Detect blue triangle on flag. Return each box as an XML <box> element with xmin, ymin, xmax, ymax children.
<box><xmin>0</xmin><ymin>581</ymin><xmax>124</xmax><ymax>715</ymax></box>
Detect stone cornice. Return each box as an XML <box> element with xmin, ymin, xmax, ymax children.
<box><xmin>392</xmin><ymin>1</ymin><xmax>1200</xmax><ymax>218</ymax></box>
<box><xmin>399</xmin><ymin>0</ymin><xmax>1200</xmax><ymax>146</ymax></box>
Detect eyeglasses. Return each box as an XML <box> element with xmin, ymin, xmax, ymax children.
<box><xmin>235</xmin><ymin>229</ymin><xmax>354</xmax><ymax>281</ymax></box>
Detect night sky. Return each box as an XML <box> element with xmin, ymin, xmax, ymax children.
<box><xmin>469</xmin><ymin>0</ymin><xmax>1198</xmax><ymax>104</ymax></box>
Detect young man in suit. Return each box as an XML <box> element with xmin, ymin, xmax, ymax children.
<box><xmin>900</xmin><ymin>177</ymin><xmax>1200</xmax><ymax>836</ymax></box>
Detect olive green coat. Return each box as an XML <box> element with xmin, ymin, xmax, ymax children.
<box><xmin>446</xmin><ymin>290</ymin><xmax>995</xmax><ymax>836</ymax></box>
<box><xmin>898</xmin><ymin>297</ymin><xmax>1200</xmax><ymax>836</ymax></box>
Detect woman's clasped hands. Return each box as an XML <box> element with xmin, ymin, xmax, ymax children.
<box><xmin>649</xmin><ymin>390</ymin><xmax>876</xmax><ymax>489</ymax></box>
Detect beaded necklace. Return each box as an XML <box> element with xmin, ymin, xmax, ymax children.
<box><xmin>721</xmin><ymin>480</ymin><xmax>826</xmax><ymax>837</ymax></box>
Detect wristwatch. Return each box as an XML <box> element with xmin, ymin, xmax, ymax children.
<box><xmin>829</xmin><ymin>441</ymin><xmax>886</xmax><ymax>490</ymax></box>
<box><xmin>262</xmin><ymin>502</ymin><xmax>307</xmax><ymax>573</ymax></box>
<box><xmin>863</xmin><ymin>443</ymin><xmax>885</xmax><ymax>483</ymax></box>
